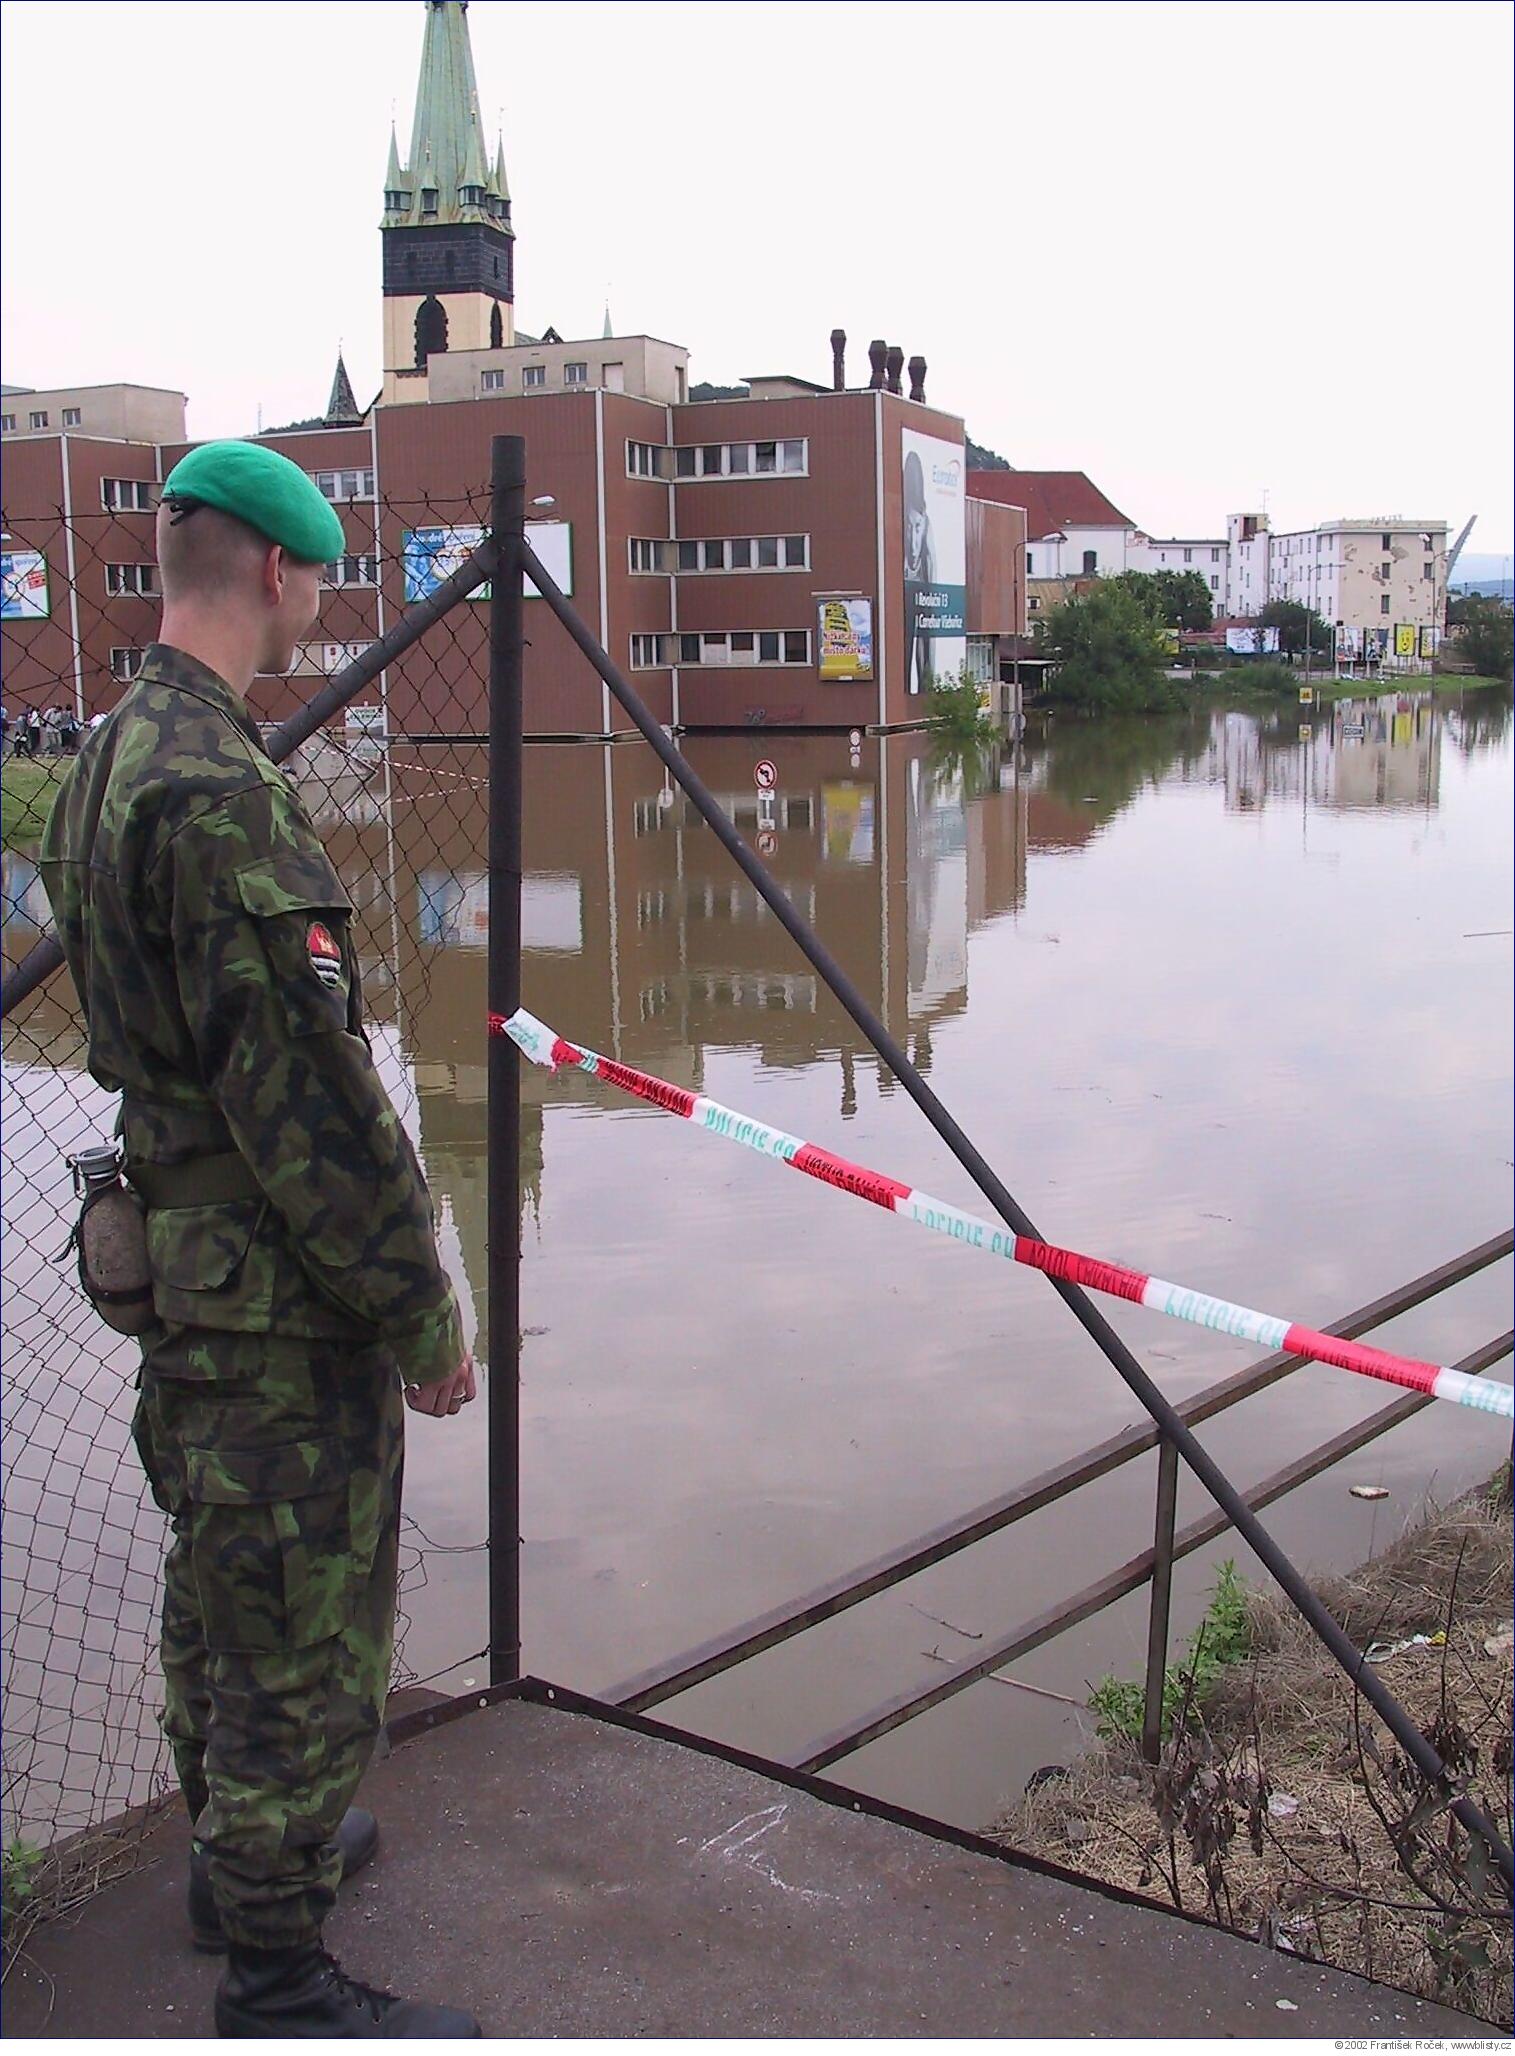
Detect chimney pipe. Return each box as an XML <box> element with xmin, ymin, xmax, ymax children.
<box><xmin>830</xmin><ymin>328</ymin><xmax>847</xmax><ymax>392</ymax></box>
<box><xmin>885</xmin><ymin>345</ymin><xmax>904</xmax><ymax>396</ymax></box>
<box><xmin>867</xmin><ymin>339</ymin><xmax>887</xmax><ymax>391</ymax></box>
<box><xmin>907</xmin><ymin>354</ymin><xmax>927</xmax><ymax>403</ymax></box>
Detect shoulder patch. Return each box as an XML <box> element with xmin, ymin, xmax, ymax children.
<box><xmin>307</xmin><ymin>922</ymin><xmax>344</xmax><ymax>987</ymax></box>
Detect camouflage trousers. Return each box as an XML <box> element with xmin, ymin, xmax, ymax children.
<box><xmin>132</xmin><ymin>1332</ymin><xmax>404</xmax><ymax>1951</ymax></box>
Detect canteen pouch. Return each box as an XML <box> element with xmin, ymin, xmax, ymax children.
<box><xmin>65</xmin><ymin>1144</ymin><xmax>155</xmax><ymax>1336</ymax></box>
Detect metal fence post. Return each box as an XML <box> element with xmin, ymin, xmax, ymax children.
<box><xmin>1140</xmin><ymin>1435</ymin><xmax>1180</xmax><ymax>1764</ymax></box>
<box><xmin>487</xmin><ymin>433</ymin><xmax>526</xmax><ymax>1685</ymax></box>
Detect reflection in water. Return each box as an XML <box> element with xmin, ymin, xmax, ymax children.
<box><xmin>3</xmin><ymin>688</ymin><xmax>1511</xmax><ymax>1837</ymax></box>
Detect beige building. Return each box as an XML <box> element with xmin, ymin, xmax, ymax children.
<box><xmin>427</xmin><ymin>333</ymin><xmax>690</xmax><ymax>407</ymax></box>
<box><xmin>0</xmin><ymin>383</ymin><xmax>187</xmax><ymax>445</ymax></box>
<box><xmin>1269</xmin><ymin>518</ymin><xmax>1447</xmax><ymax>656</ymax></box>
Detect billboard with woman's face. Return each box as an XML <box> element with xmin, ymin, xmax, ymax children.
<box><xmin>901</xmin><ymin>430</ymin><xmax>966</xmax><ymax>694</ymax></box>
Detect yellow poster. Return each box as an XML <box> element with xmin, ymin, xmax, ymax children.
<box><xmin>1394</xmin><ymin>624</ymin><xmax>1416</xmax><ymax>657</ymax></box>
<box><xmin>1418</xmin><ymin>626</ymin><xmax>1437</xmax><ymax>659</ymax></box>
<box><xmin>818</xmin><ymin>598</ymin><xmax>874</xmax><ymax>682</ymax></box>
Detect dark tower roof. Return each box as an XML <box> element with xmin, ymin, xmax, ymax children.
<box><xmin>325</xmin><ymin>352</ymin><xmax>362</xmax><ymax>426</ymax></box>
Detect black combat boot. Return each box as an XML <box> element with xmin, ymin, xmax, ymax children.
<box><xmin>215</xmin><ymin>1942</ymin><xmax>482</xmax><ymax>2038</ymax></box>
<box><xmin>190</xmin><ymin>1807</ymin><xmax>380</xmax><ymax>1952</ymax></box>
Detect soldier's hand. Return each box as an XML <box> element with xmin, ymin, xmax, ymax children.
<box><xmin>405</xmin><ymin>1353</ymin><xmax>477</xmax><ymax>1419</ymax></box>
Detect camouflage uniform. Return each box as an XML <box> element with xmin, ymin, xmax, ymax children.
<box><xmin>41</xmin><ymin>644</ymin><xmax>461</xmax><ymax>1951</ymax></box>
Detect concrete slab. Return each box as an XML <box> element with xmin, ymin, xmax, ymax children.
<box><xmin>2</xmin><ymin>1690</ymin><xmax>1488</xmax><ymax>2040</ymax></box>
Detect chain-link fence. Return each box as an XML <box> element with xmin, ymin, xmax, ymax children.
<box><xmin>2</xmin><ymin>481</ymin><xmax>503</xmax><ymax>1937</ymax></box>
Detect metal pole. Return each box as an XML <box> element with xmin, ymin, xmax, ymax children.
<box><xmin>1140</xmin><ymin>1436</ymin><xmax>1180</xmax><ymax>1765</ymax></box>
<box><xmin>517</xmin><ymin>535</ymin><xmax>1514</xmax><ymax>1891</ymax></box>
<box><xmin>487</xmin><ymin>434</ymin><xmax>525</xmax><ymax>1686</ymax></box>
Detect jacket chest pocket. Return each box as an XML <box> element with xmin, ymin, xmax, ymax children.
<box><xmin>186</xmin><ymin>1435</ymin><xmax>358</xmax><ymax>1652</ymax></box>
<box><xmin>236</xmin><ymin>853</ymin><xmax>358</xmax><ymax>1038</ymax></box>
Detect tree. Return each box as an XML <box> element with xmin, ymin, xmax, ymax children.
<box><xmin>1259</xmin><ymin>598</ymin><xmax>1333</xmax><ymax>663</ymax></box>
<box><xmin>1041</xmin><ymin>583</ymin><xmax>1179</xmax><ymax>713</ymax></box>
<box><xmin>1454</xmin><ymin>595</ymin><xmax>1514</xmax><ymax>679</ymax></box>
<box><xmin>1111</xmin><ymin>569</ymin><xmax>1214</xmax><ymax>632</ymax></box>
<box><xmin>965</xmin><ymin>435</ymin><xmax>1012</xmax><ymax>470</ymax></box>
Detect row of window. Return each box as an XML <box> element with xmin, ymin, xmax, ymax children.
<box><xmin>2</xmin><ymin>407</ymin><xmax>84</xmax><ymax>433</ymax></box>
<box><xmin>629</xmin><ymin>534</ymin><xmax>810</xmax><ymax>574</ymax></box>
<box><xmin>626</xmin><ymin>438</ymin><xmax>808</xmax><ymax>482</ymax></box>
<box><xmin>102</xmin><ymin>477</ymin><xmax>155</xmax><ymax>512</ymax></box>
<box><xmin>482</xmin><ymin>363</ymin><xmax>592</xmax><ymax>392</ymax></box>
<box><xmin>105</xmin><ymin>563</ymin><xmax>157</xmax><ymax>597</ymax></box>
<box><xmin>321</xmin><ymin>555</ymin><xmax>380</xmax><ymax>589</ymax></box>
<box><xmin>630</xmin><ymin>629</ymin><xmax>813</xmax><ymax>669</ymax></box>
<box><xmin>313</xmin><ymin>468</ymin><xmax>375</xmax><ymax>502</ymax></box>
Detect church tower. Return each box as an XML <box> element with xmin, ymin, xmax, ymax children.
<box><xmin>381</xmin><ymin>0</ymin><xmax>514</xmax><ymax>404</ymax></box>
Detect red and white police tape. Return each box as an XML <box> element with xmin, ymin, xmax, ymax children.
<box><xmin>493</xmin><ymin>1007</ymin><xmax>1512</xmax><ymax>1421</ymax></box>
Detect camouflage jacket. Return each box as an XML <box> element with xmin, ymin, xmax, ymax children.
<box><xmin>40</xmin><ymin>644</ymin><xmax>461</xmax><ymax>1386</ymax></box>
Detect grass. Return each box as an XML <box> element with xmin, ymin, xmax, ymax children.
<box><xmin>988</xmin><ymin>1472</ymin><xmax>1515</xmax><ymax>2023</ymax></box>
<box><xmin>1088</xmin><ymin>1560</ymin><xmax>1252</xmax><ymax>1744</ymax></box>
<box><xmin>1</xmin><ymin>757</ymin><xmax>68</xmax><ymax>851</ymax></box>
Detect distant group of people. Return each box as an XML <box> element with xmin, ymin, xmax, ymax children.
<box><xmin>3</xmin><ymin>703</ymin><xmax>85</xmax><ymax>758</ymax></box>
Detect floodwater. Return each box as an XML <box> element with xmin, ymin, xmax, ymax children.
<box><xmin>3</xmin><ymin>685</ymin><xmax>1512</xmax><ymax>1841</ymax></box>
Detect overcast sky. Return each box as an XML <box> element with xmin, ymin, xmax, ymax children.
<box><xmin>3</xmin><ymin>0</ymin><xmax>1510</xmax><ymax>549</ymax></box>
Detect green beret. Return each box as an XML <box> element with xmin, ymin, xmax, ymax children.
<box><xmin>162</xmin><ymin>441</ymin><xmax>346</xmax><ymax>565</ymax></box>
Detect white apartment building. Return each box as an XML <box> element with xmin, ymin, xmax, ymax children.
<box><xmin>0</xmin><ymin>383</ymin><xmax>188</xmax><ymax>445</ymax></box>
<box><xmin>1225</xmin><ymin>512</ymin><xmax>1271</xmax><ymax>617</ymax></box>
<box><xmin>1126</xmin><ymin>532</ymin><xmax>1228</xmax><ymax>609</ymax></box>
<box><xmin>1268</xmin><ymin>519</ymin><xmax>1447</xmax><ymax>654</ymax></box>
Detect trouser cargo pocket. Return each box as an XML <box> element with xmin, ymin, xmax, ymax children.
<box><xmin>186</xmin><ymin>1436</ymin><xmax>358</xmax><ymax>1653</ymax></box>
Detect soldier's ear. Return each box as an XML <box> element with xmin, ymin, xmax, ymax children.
<box><xmin>261</xmin><ymin>544</ymin><xmax>288</xmax><ymax>609</ymax></box>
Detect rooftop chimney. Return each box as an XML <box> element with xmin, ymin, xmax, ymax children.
<box><xmin>830</xmin><ymin>328</ymin><xmax>846</xmax><ymax>392</ymax></box>
<box><xmin>885</xmin><ymin>345</ymin><xmax>904</xmax><ymax>396</ymax></box>
<box><xmin>907</xmin><ymin>354</ymin><xmax>926</xmax><ymax>404</ymax></box>
<box><xmin>867</xmin><ymin>339</ymin><xmax>887</xmax><ymax>391</ymax></box>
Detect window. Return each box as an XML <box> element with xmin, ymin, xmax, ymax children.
<box><xmin>421</xmin><ymin>188</ymin><xmax>438</xmax><ymax>216</ymax></box>
<box><xmin>626</xmin><ymin>440</ymin><xmax>664</xmax><ymax>480</ymax></box>
<box><xmin>1211</xmin><ymin>547</ymin><xmax>1221</xmax><ymax>563</ymax></box>
<box><xmin>109</xmin><ymin>646</ymin><xmax>145</xmax><ymax>681</ymax></box>
<box><xmin>631</xmin><ymin>628</ymin><xmax>812</xmax><ymax>666</ymax></box>
<box><xmin>1380</xmin><ymin>532</ymin><xmax>1392</xmax><ymax>551</ymax></box>
<box><xmin>1423</xmin><ymin>561</ymin><xmax>1433</xmax><ymax>581</ymax></box>
<box><xmin>1025</xmin><ymin>551</ymin><xmax>1033</xmax><ymax>574</ymax></box>
<box><xmin>322</xmin><ymin>554</ymin><xmax>379</xmax><ymax>588</ymax></box>
<box><xmin>102</xmin><ymin>478</ymin><xmax>154</xmax><ymax>512</ymax></box>
<box><xmin>0</xmin><ymin>415</ymin><xmax>13</xmax><ymax>433</ymax></box>
<box><xmin>62</xmin><ymin>407</ymin><xmax>82</xmax><ymax>428</ymax></box>
<box><xmin>1082</xmin><ymin>550</ymin><xmax>1097</xmax><ymax>574</ymax></box>
<box><xmin>481</xmin><ymin>369</ymin><xmax>506</xmax><ymax>392</ymax></box>
<box><xmin>1183</xmin><ymin>547</ymin><xmax>1192</xmax><ymax>564</ymax></box>
<box><xmin>29</xmin><ymin>411</ymin><xmax>48</xmax><ymax>430</ymax></box>
<box><xmin>564</xmin><ymin>361</ymin><xmax>587</xmax><ymax>386</ymax></box>
<box><xmin>1028</xmin><ymin>595</ymin><xmax>1040</xmax><ymax>612</ymax></box>
<box><xmin>312</xmin><ymin>468</ymin><xmax>375</xmax><ymax>501</ymax></box>
<box><xmin>966</xmin><ymin>638</ymin><xmax>995</xmax><ymax>685</ymax></box>
<box><xmin>1381</xmin><ymin>594</ymin><xmax>1391</xmax><ymax>615</ymax></box>
<box><xmin>628</xmin><ymin>538</ymin><xmax>668</xmax><ymax>573</ymax></box>
<box><xmin>670</xmin><ymin>534</ymin><xmax>811</xmax><ymax>573</ymax></box>
<box><xmin>105</xmin><ymin>563</ymin><xmax>157</xmax><ymax>597</ymax></box>
<box><xmin>522</xmin><ymin>365</ymin><xmax>547</xmax><ymax>390</ymax></box>
<box><xmin>1209</xmin><ymin>574</ymin><xmax>1219</xmax><ymax>590</ymax></box>
<box><xmin>671</xmin><ymin>438</ymin><xmax>808</xmax><ymax>479</ymax></box>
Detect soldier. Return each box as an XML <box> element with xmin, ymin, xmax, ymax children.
<box><xmin>41</xmin><ymin>441</ymin><xmax>482</xmax><ymax>2039</ymax></box>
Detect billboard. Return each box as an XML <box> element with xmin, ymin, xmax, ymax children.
<box><xmin>1</xmin><ymin>546</ymin><xmax>49</xmax><ymax>621</ymax></box>
<box><xmin>1335</xmin><ymin>625</ymin><xmax>1362</xmax><ymax>661</ymax></box>
<box><xmin>402</xmin><ymin>519</ymin><xmax>573</xmax><ymax>604</ymax></box>
<box><xmin>901</xmin><ymin>429</ymin><xmax>966</xmax><ymax>694</ymax></box>
<box><xmin>1364</xmin><ymin>627</ymin><xmax>1390</xmax><ymax>661</ymax></box>
<box><xmin>817</xmin><ymin>598</ymin><xmax>874</xmax><ymax>682</ymax></box>
<box><xmin>1418</xmin><ymin>625</ymin><xmax>1437</xmax><ymax>659</ymax></box>
<box><xmin>1393</xmin><ymin>624</ymin><xmax>1417</xmax><ymax>658</ymax></box>
<box><xmin>1224</xmin><ymin>625</ymin><xmax>1280</xmax><ymax>655</ymax></box>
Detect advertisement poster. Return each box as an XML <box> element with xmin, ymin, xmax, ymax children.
<box><xmin>1393</xmin><ymin>624</ymin><xmax>1417</xmax><ymax>658</ymax></box>
<box><xmin>1364</xmin><ymin>627</ymin><xmax>1390</xmax><ymax>661</ymax></box>
<box><xmin>901</xmin><ymin>429</ymin><xmax>966</xmax><ymax>694</ymax></box>
<box><xmin>1418</xmin><ymin>625</ymin><xmax>1438</xmax><ymax>659</ymax></box>
<box><xmin>817</xmin><ymin>598</ymin><xmax>874</xmax><ymax>682</ymax></box>
<box><xmin>402</xmin><ymin>520</ymin><xmax>572</xmax><ymax>604</ymax></box>
<box><xmin>1</xmin><ymin>546</ymin><xmax>49</xmax><ymax>621</ymax></box>
<box><xmin>1224</xmin><ymin>625</ymin><xmax>1280</xmax><ymax>655</ymax></box>
<box><xmin>1335</xmin><ymin>625</ymin><xmax>1363</xmax><ymax>661</ymax></box>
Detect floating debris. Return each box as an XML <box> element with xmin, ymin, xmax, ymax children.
<box><xmin>1348</xmin><ymin>1484</ymin><xmax>1389</xmax><ymax>1501</ymax></box>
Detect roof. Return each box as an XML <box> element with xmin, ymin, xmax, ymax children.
<box><xmin>967</xmin><ymin>468</ymin><xmax>1135</xmax><ymax>539</ymax></box>
<box><xmin>384</xmin><ymin>0</ymin><xmax>511</xmax><ymax>232</ymax></box>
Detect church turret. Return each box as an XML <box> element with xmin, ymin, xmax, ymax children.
<box><xmin>381</xmin><ymin>0</ymin><xmax>515</xmax><ymax>403</ymax></box>
<box><xmin>325</xmin><ymin>351</ymin><xmax>362</xmax><ymax>427</ymax></box>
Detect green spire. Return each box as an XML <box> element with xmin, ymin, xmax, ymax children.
<box><xmin>384</xmin><ymin>124</ymin><xmax>404</xmax><ymax>199</ymax></box>
<box><xmin>399</xmin><ymin>0</ymin><xmax>492</xmax><ymax>226</ymax></box>
<box><xmin>492</xmin><ymin>135</ymin><xmax>510</xmax><ymax>208</ymax></box>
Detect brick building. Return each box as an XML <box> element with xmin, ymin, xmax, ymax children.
<box><xmin>1</xmin><ymin>1</ymin><xmax>1024</xmax><ymax>737</ymax></box>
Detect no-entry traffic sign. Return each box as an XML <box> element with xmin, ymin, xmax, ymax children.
<box><xmin>756</xmin><ymin>829</ymin><xmax>778</xmax><ymax>857</ymax></box>
<box><xmin>754</xmin><ymin>759</ymin><xmax>777</xmax><ymax>791</ymax></box>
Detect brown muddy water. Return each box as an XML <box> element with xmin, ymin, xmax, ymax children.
<box><xmin>3</xmin><ymin>687</ymin><xmax>1511</xmax><ymax>1843</ymax></box>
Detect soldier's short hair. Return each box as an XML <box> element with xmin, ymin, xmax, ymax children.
<box><xmin>156</xmin><ymin>503</ymin><xmax>275</xmax><ymax>603</ymax></box>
